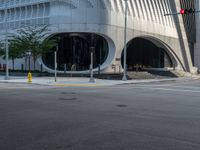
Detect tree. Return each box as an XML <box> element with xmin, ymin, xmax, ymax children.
<box><xmin>0</xmin><ymin>40</ymin><xmax>25</xmax><ymax>70</ymax></box>
<box><xmin>13</xmin><ymin>25</ymin><xmax>58</xmax><ymax>70</ymax></box>
<box><xmin>9</xmin><ymin>40</ymin><xmax>24</xmax><ymax>70</ymax></box>
<box><xmin>0</xmin><ymin>42</ymin><xmax>4</xmax><ymax>57</ymax></box>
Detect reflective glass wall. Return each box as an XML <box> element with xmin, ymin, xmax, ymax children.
<box><xmin>42</xmin><ymin>33</ymin><xmax>109</xmax><ymax>71</ymax></box>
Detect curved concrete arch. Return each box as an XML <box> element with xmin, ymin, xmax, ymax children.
<box><xmin>139</xmin><ymin>35</ymin><xmax>186</xmax><ymax>71</ymax></box>
<box><xmin>38</xmin><ymin>32</ymin><xmax>116</xmax><ymax>74</ymax></box>
<box><xmin>122</xmin><ymin>35</ymin><xmax>185</xmax><ymax>71</ymax></box>
<box><xmin>99</xmin><ymin>34</ymin><xmax>116</xmax><ymax>72</ymax></box>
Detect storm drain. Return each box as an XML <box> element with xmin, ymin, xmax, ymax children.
<box><xmin>60</xmin><ymin>92</ymin><xmax>76</xmax><ymax>95</ymax></box>
<box><xmin>116</xmin><ymin>104</ymin><xmax>128</xmax><ymax>108</ymax></box>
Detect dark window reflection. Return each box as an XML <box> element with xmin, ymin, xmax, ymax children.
<box><xmin>121</xmin><ymin>38</ymin><xmax>173</xmax><ymax>70</ymax></box>
<box><xmin>42</xmin><ymin>33</ymin><xmax>109</xmax><ymax>71</ymax></box>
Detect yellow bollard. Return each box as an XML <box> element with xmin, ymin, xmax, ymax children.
<box><xmin>28</xmin><ymin>72</ymin><xmax>32</xmax><ymax>83</ymax></box>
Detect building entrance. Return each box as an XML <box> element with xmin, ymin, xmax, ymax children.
<box><xmin>121</xmin><ymin>37</ymin><xmax>173</xmax><ymax>71</ymax></box>
<box><xmin>42</xmin><ymin>33</ymin><xmax>109</xmax><ymax>71</ymax></box>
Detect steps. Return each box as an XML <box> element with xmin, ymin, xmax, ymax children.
<box><xmin>127</xmin><ymin>71</ymin><xmax>178</xmax><ymax>80</ymax></box>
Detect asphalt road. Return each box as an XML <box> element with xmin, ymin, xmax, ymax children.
<box><xmin>0</xmin><ymin>80</ymin><xmax>200</xmax><ymax>150</ymax></box>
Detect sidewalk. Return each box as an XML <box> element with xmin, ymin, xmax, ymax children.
<box><xmin>0</xmin><ymin>75</ymin><xmax>200</xmax><ymax>87</ymax></box>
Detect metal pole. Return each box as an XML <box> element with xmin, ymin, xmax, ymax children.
<box><xmin>5</xmin><ymin>3</ymin><xmax>9</xmax><ymax>80</ymax></box>
<box><xmin>122</xmin><ymin>0</ymin><xmax>128</xmax><ymax>81</ymax></box>
<box><xmin>64</xmin><ymin>64</ymin><xmax>66</xmax><ymax>74</ymax></box>
<box><xmin>54</xmin><ymin>46</ymin><xmax>58</xmax><ymax>82</ymax></box>
<box><xmin>99</xmin><ymin>47</ymin><xmax>102</xmax><ymax>75</ymax></box>
<box><xmin>26</xmin><ymin>51</ymin><xmax>31</xmax><ymax>72</ymax></box>
<box><xmin>28</xmin><ymin>55</ymin><xmax>30</xmax><ymax>72</ymax></box>
<box><xmin>89</xmin><ymin>47</ymin><xmax>95</xmax><ymax>83</ymax></box>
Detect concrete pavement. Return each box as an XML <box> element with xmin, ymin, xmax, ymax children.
<box><xmin>1</xmin><ymin>80</ymin><xmax>200</xmax><ymax>150</ymax></box>
<box><xmin>0</xmin><ymin>72</ymin><xmax>200</xmax><ymax>87</ymax></box>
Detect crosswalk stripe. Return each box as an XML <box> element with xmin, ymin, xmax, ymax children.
<box><xmin>107</xmin><ymin>84</ymin><xmax>200</xmax><ymax>93</ymax></box>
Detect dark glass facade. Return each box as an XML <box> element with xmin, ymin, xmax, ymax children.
<box><xmin>121</xmin><ymin>38</ymin><xmax>173</xmax><ymax>70</ymax></box>
<box><xmin>42</xmin><ymin>33</ymin><xmax>109</xmax><ymax>71</ymax></box>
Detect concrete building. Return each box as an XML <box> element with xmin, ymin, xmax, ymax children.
<box><xmin>0</xmin><ymin>0</ymin><xmax>198</xmax><ymax>73</ymax></box>
<box><xmin>195</xmin><ymin>0</ymin><xmax>200</xmax><ymax>72</ymax></box>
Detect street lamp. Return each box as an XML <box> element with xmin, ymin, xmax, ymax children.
<box><xmin>54</xmin><ymin>45</ymin><xmax>58</xmax><ymax>82</ymax></box>
<box><xmin>89</xmin><ymin>46</ymin><xmax>95</xmax><ymax>83</ymax></box>
<box><xmin>5</xmin><ymin>2</ymin><xmax>9</xmax><ymax>80</ymax></box>
<box><xmin>122</xmin><ymin>0</ymin><xmax>128</xmax><ymax>81</ymax></box>
<box><xmin>26</xmin><ymin>51</ymin><xmax>31</xmax><ymax>72</ymax></box>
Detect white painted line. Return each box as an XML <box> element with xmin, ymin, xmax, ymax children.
<box><xmin>109</xmin><ymin>85</ymin><xmax>200</xmax><ymax>93</ymax></box>
<box><xmin>128</xmin><ymin>84</ymin><xmax>200</xmax><ymax>89</ymax></box>
<box><xmin>0</xmin><ymin>86</ymin><xmax>47</xmax><ymax>90</ymax></box>
<box><xmin>163</xmin><ymin>85</ymin><xmax>200</xmax><ymax>89</ymax></box>
<box><xmin>131</xmin><ymin>86</ymin><xmax>200</xmax><ymax>93</ymax></box>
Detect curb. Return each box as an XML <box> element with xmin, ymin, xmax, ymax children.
<box><xmin>0</xmin><ymin>77</ymin><xmax>197</xmax><ymax>87</ymax></box>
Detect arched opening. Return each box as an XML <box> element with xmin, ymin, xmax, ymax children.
<box><xmin>121</xmin><ymin>37</ymin><xmax>173</xmax><ymax>71</ymax></box>
<box><xmin>42</xmin><ymin>33</ymin><xmax>109</xmax><ymax>71</ymax></box>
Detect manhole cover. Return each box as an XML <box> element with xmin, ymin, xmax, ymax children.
<box><xmin>116</xmin><ymin>104</ymin><xmax>128</xmax><ymax>108</ymax></box>
<box><xmin>61</xmin><ymin>92</ymin><xmax>76</xmax><ymax>95</ymax></box>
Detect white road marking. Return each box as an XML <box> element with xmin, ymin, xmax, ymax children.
<box><xmin>110</xmin><ymin>84</ymin><xmax>200</xmax><ymax>93</ymax></box>
<box><xmin>0</xmin><ymin>86</ymin><xmax>49</xmax><ymax>90</ymax></box>
<box><xmin>131</xmin><ymin>86</ymin><xmax>200</xmax><ymax>93</ymax></box>
<box><xmin>130</xmin><ymin>84</ymin><xmax>200</xmax><ymax>89</ymax></box>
